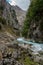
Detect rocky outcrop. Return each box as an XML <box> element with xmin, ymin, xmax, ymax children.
<box><xmin>28</xmin><ymin>18</ymin><xmax>43</xmax><ymax>42</ymax></box>
<box><xmin>13</xmin><ymin>5</ymin><xmax>26</xmax><ymax>27</ymax></box>
<box><xmin>0</xmin><ymin>42</ymin><xmax>42</xmax><ymax>65</ymax></box>
<box><xmin>22</xmin><ymin>0</ymin><xmax>43</xmax><ymax>42</ymax></box>
<box><xmin>0</xmin><ymin>0</ymin><xmax>19</xmax><ymax>30</ymax></box>
<box><xmin>0</xmin><ymin>31</ymin><xmax>42</xmax><ymax>65</ymax></box>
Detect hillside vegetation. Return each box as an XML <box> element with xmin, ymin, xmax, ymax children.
<box><xmin>22</xmin><ymin>0</ymin><xmax>43</xmax><ymax>42</ymax></box>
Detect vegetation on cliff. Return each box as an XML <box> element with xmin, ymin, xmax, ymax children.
<box><xmin>0</xmin><ymin>17</ymin><xmax>6</xmax><ymax>25</ymax></box>
<box><xmin>0</xmin><ymin>0</ymin><xmax>19</xmax><ymax>36</ymax></box>
<box><xmin>22</xmin><ymin>0</ymin><xmax>43</xmax><ymax>39</ymax></box>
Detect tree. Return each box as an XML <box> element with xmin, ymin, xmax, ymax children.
<box><xmin>22</xmin><ymin>0</ymin><xmax>43</xmax><ymax>37</ymax></box>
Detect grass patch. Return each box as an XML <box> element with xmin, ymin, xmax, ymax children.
<box><xmin>6</xmin><ymin>27</ymin><xmax>14</xmax><ymax>34</ymax></box>
<box><xmin>19</xmin><ymin>56</ymin><xmax>39</xmax><ymax>65</ymax></box>
<box><xmin>5</xmin><ymin>26</ymin><xmax>16</xmax><ymax>36</ymax></box>
<box><xmin>23</xmin><ymin>57</ymin><xmax>38</xmax><ymax>65</ymax></box>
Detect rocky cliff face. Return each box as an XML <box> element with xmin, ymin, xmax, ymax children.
<box><xmin>28</xmin><ymin>18</ymin><xmax>43</xmax><ymax>42</ymax></box>
<box><xmin>13</xmin><ymin>5</ymin><xmax>26</xmax><ymax>27</ymax></box>
<box><xmin>0</xmin><ymin>0</ymin><xmax>19</xmax><ymax>30</ymax></box>
<box><xmin>22</xmin><ymin>0</ymin><xmax>43</xmax><ymax>42</ymax></box>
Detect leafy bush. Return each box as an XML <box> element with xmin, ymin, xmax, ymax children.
<box><xmin>0</xmin><ymin>25</ymin><xmax>2</xmax><ymax>30</ymax></box>
<box><xmin>40</xmin><ymin>21</ymin><xmax>43</xmax><ymax>31</ymax></box>
<box><xmin>0</xmin><ymin>5</ymin><xmax>4</xmax><ymax>10</ymax></box>
<box><xmin>12</xmin><ymin>10</ymin><xmax>16</xmax><ymax>18</ymax></box>
<box><xmin>0</xmin><ymin>17</ymin><xmax>6</xmax><ymax>25</ymax></box>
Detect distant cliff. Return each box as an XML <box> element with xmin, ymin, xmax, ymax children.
<box><xmin>13</xmin><ymin>5</ymin><xmax>26</xmax><ymax>27</ymax></box>
<box><xmin>22</xmin><ymin>0</ymin><xmax>43</xmax><ymax>42</ymax></box>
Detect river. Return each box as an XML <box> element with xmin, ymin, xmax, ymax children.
<box><xmin>17</xmin><ymin>37</ymin><xmax>43</xmax><ymax>54</ymax></box>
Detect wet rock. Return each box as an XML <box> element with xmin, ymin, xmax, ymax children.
<box><xmin>39</xmin><ymin>51</ymin><xmax>43</xmax><ymax>55</ymax></box>
<box><xmin>0</xmin><ymin>61</ymin><xmax>3</xmax><ymax>65</ymax></box>
<box><xmin>39</xmin><ymin>59</ymin><xmax>43</xmax><ymax>65</ymax></box>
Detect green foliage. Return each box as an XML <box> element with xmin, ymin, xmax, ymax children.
<box><xmin>0</xmin><ymin>5</ymin><xmax>4</xmax><ymax>10</ymax></box>
<box><xmin>40</xmin><ymin>21</ymin><xmax>43</xmax><ymax>31</ymax></box>
<box><xmin>11</xmin><ymin>9</ymin><xmax>18</xmax><ymax>24</ymax></box>
<box><xmin>22</xmin><ymin>0</ymin><xmax>43</xmax><ymax>37</ymax></box>
<box><xmin>23</xmin><ymin>57</ymin><xmax>38</xmax><ymax>65</ymax></box>
<box><xmin>0</xmin><ymin>25</ymin><xmax>2</xmax><ymax>30</ymax></box>
<box><xmin>0</xmin><ymin>5</ymin><xmax>4</xmax><ymax>15</ymax></box>
<box><xmin>12</xmin><ymin>10</ymin><xmax>16</xmax><ymax>18</ymax></box>
<box><xmin>0</xmin><ymin>17</ymin><xmax>6</xmax><ymax>25</ymax></box>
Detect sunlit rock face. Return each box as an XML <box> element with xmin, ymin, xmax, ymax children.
<box><xmin>13</xmin><ymin>5</ymin><xmax>26</xmax><ymax>27</ymax></box>
<box><xmin>7</xmin><ymin>0</ymin><xmax>30</xmax><ymax>11</ymax></box>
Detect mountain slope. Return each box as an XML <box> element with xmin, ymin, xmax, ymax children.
<box><xmin>0</xmin><ymin>0</ymin><xmax>19</xmax><ymax>35</ymax></box>
<box><xmin>0</xmin><ymin>0</ymin><xmax>19</xmax><ymax>30</ymax></box>
<box><xmin>22</xmin><ymin>0</ymin><xmax>43</xmax><ymax>42</ymax></box>
<box><xmin>13</xmin><ymin>5</ymin><xmax>26</xmax><ymax>26</ymax></box>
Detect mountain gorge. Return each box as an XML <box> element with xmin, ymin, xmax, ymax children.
<box><xmin>0</xmin><ymin>0</ymin><xmax>43</xmax><ymax>65</ymax></box>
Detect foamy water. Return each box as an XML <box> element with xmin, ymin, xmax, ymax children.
<box><xmin>17</xmin><ymin>38</ymin><xmax>43</xmax><ymax>53</ymax></box>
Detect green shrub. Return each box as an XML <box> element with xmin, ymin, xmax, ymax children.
<box><xmin>0</xmin><ymin>17</ymin><xmax>6</xmax><ymax>25</ymax></box>
<box><xmin>0</xmin><ymin>5</ymin><xmax>4</xmax><ymax>10</ymax></box>
<box><xmin>40</xmin><ymin>21</ymin><xmax>43</xmax><ymax>31</ymax></box>
<box><xmin>12</xmin><ymin>10</ymin><xmax>16</xmax><ymax>18</ymax></box>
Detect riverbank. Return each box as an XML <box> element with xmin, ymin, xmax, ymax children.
<box><xmin>17</xmin><ymin>37</ymin><xmax>43</xmax><ymax>64</ymax></box>
<box><xmin>0</xmin><ymin>32</ymin><xmax>43</xmax><ymax>65</ymax></box>
<box><xmin>0</xmin><ymin>43</ymin><xmax>39</xmax><ymax>65</ymax></box>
